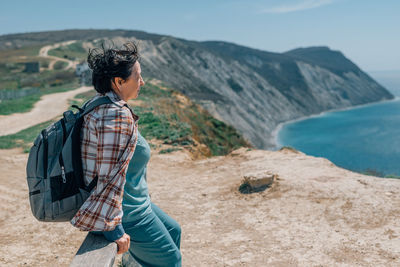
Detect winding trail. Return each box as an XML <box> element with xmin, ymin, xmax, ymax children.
<box><xmin>0</xmin><ymin>86</ymin><xmax>92</xmax><ymax>136</ymax></box>
<box><xmin>38</xmin><ymin>40</ymin><xmax>78</xmax><ymax>70</ymax></box>
<box><xmin>0</xmin><ymin>41</ymin><xmax>92</xmax><ymax>136</ymax></box>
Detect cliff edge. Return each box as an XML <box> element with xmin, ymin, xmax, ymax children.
<box><xmin>1</xmin><ymin>147</ymin><xmax>399</xmax><ymax>266</ymax></box>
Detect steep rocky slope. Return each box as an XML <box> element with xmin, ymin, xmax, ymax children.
<box><xmin>137</xmin><ymin>40</ymin><xmax>393</xmax><ymax>148</ymax></box>
<box><xmin>0</xmin><ymin>29</ymin><xmax>393</xmax><ymax>148</ymax></box>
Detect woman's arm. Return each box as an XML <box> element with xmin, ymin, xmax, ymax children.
<box><xmin>94</xmin><ymin>105</ymin><xmax>135</xmax><ymax>228</ymax></box>
<box><xmin>71</xmin><ymin>104</ymin><xmax>136</xmax><ymax>233</ymax></box>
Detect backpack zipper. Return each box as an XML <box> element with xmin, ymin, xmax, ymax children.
<box><xmin>41</xmin><ymin>130</ymin><xmax>48</xmax><ymax>179</ymax></box>
<box><xmin>61</xmin><ymin>166</ymin><xmax>66</xmax><ymax>183</ymax></box>
<box><xmin>59</xmin><ymin>153</ymin><xmax>67</xmax><ymax>184</ymax></box>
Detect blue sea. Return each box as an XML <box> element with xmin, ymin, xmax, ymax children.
<box><xmin>277</xmin><ymin>71</ymin><xmax>400</xmax><ymax>176</ymax></box>
<box><xmin>277</xmin><ymin>98</ymin><xmax>400</xmax><ymax>176</ymax></box>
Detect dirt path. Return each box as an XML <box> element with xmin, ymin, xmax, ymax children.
<box><xmin>0</xmin><ymin>41</ymin><xmax>91</xmax><ymax>136</ymax></box>
<box><xmin>38</xmin><ymin>40</ymin><xmax>77</xmax><ymax>70</ymax></box>
<box><xmin>0</xmin><ymin>86</ymin><xmax>92</xmax><ymax>136</ymax></box>
<box><xmin>0</xmin><ymin>147</ymin><xmax>399</xmax><ymax>266</ymax></box>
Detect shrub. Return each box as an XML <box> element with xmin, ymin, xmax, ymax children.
<box><xmin>159</xmin><ymin>148</ymin><xmax>182</xmax><ymax>154</ymax></box>
<box><xmin>53</xmin><ymin>61</ymin><xmax>68</xmax><ymax>70</ymax></box>
<box><xmin>363</xmin><ymin>168</ymin><xmax>384</xmax><ymax>177</ymax></box>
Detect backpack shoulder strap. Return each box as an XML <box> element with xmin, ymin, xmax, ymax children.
<box><xmin>81</xmin><ymin>96</ymin><xmax>114</xmax><ymax>116</ymax></box>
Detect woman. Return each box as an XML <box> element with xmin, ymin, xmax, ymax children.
<box><xmin>70</xmin><ymin>42</ymin><xmax>182</xmax><ymax>267</ymax></box>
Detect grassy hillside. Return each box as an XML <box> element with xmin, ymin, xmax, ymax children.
<box><xmin>72</xmin><ymin>81</ymin><xmax>250</xmax><ymax>157</ymax></box>
<box><xmin>48</xmin><ymin>41</ymin><xmax>87</xmax><ymax>60</ymax></box>
<box><xmin>0</xmin><ymin>81</ymin><xmax>251</xmax><ymax>157</ymax></box>
<box><xmin>0</xmin><ymin>44</ymin><xmax>80</xmax><ymax>114</ymax></box>
<box><xmin>0</xmin><ymin>38</ymin><xmax>250</xmax><ymax>156</ymax></box>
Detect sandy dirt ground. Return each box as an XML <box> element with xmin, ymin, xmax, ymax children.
<box><xmin>0</xmin><ymin>147</ymin><xmax>399</xmax><ymax>266</ymax></box>
<box><xmin>0</xmin><ymin>86</ymin><xmax>92</xmax><ymax>136</ymax></box>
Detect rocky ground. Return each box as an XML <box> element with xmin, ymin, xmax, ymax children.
<box><xmin>1</xmin><ymin>147</ymin><xmax>399</xmax><ymax>266</ymax></box>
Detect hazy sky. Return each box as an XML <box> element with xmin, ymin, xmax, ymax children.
<box><xmin>1</xmin><ymin>0</ymin><xmax>399</xmax><ymax>71</ymax></box>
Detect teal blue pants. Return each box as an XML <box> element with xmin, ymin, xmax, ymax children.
<box><xmin>123</xmin><ymin>203</ymin><xmax>182</xmax><ymax>267</ymax></box>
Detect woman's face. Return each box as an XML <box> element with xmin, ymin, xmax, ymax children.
<box><xmin>113</xmin><ymin>61</ymin><xmax>144</xmax><ymax>101</ymax></box>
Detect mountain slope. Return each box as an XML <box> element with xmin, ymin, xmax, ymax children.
<box><xmin>0</xmin><ymin>29</ymin><xmax>393</xmax><ymax>148</ymax></box>
<box><xmin>137</xmin><ymin>38</ymin><xmax>393</xmax><ymax>148</ymax></box>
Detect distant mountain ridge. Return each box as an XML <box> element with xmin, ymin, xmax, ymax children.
<box><xmin>285</xmin><ymin>46</ymin><xmax>361</xmax><ymax>74</ymax></box>
<box><xmin>0</xmin><ymin>29</ymin><xmax>393</xmax><ymax>148</ymax></box>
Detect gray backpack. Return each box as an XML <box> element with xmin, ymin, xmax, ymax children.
<box><xmin>26</xmin><ymin>96</ymin><xmax>114</xmax><ymax>222</ymax></box>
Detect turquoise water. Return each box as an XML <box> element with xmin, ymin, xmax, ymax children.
<box><xmin>277</xmin><ymin>99</ymin><xmax>400</xmax><ymax>176</ymax></box>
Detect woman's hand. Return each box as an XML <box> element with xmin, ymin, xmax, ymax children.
<box><xmin>115</xmin><ymin>233</ymin><xmax>131</xmax><ymax>254</ymax></box>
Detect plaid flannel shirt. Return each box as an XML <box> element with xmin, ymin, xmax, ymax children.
<box><xmin>70</xmin><ymin>90</ymin><xmax>138</xmax><ymax>231</ymax></box>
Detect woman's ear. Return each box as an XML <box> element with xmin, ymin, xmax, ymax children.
<box><xmin>112</xmin><ymin>77</ymin><xmax>123</xmax><ymax>91</ymax></box>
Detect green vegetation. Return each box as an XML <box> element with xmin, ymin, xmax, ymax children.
<box><xmin>0</xmin><ymin>43</ymin><xmax>79</xmax><ymax>94</ymax></box>
<box><xmin>132</xmin><ymin>83</ymin><xmax>248</xmax><ymax>155</ymax></box>
<box><xmin>136</xmin><ymin>108</ymin><xmax>193</xmax><ymax>146</ymax></box>
<box><xmin>0</xmin><ymin>62</ymin><xmax>78</xmax><ymax>90</ymax></box>
<box><xmin>0</xmin><ymin>82</ymin><xmax>80</xmax><ymax>115</ymax></box>
<box><xmin>69</xmin><ymin>81</ymin><xmax>250</xmax><ymax>156</ymax></box>
<box><xmin>363</xmin><ymin>168</ymin><xmax>384</xmax><ymax>177</ymax></box>
<box><xmin>53</xmin><ymin>61</ymin><xmax>68</xmax><ymax>70</ymax></box>
<box><xmin>279</xmin><ymin>146</ymin><xmax>299</xmax><ymax>153</ymax></box>
<box><xmin>227</xmin><ymin>78</ymin><xmax>243</xmax><ymax>93</ymax></box>
<box><xmin>0</xmin><ymin>119</ymin><xmax>56</xmax><ymax>152</ymax></box>
<box><xmin>48</xmin><ymin>41</ymin><xmax>87</xmax><ymax>61</ymax></box>
<box><xmin>0</xmin><ymin>41</ymin><xmax>249</xmax><ymax>156</ymax></box>
<box><xmin>0</xmin><ymin>43</ymin><xmax>80</xmax><ymax>115</ymax></box>
<box><xmin>159</xmin><ymin>148</ymin><xmax>182</xmax><ymax>154</ymax></box>
<box><xmin>362</xmin><ymin>169</ymin><xmax>400</xmax><ymax>179</ymax></box>
<box><xmin>68</xmin><ymin>90</ymin><xmax>97</xmax><ymax>108</ymax></box>
<box><xmin>384</xmin><ymin>174</ymin><xmax>400</xmax><ymax>179</ymax></box>
<box><xmin>41</xmin><ymin>60</ymin><xmax>49</xmax><ymax>68</ymax></box>
<box><xmin>0</xmin><ymin>94</ymin><xmax>41</xmax><ymax>115</ymax></box>
<box><xmin>193</xmin><ymin>115</ymin><xmax>248</xmax><ymax>155</ymax></box>
<box><xmin>136</xmin><ymin>82</ymin><xmax>250</xmax><ymax>156</ymax></box>
<box><xmin>0</xmin><ymin>44</ymin><xmax>44</xmax><ymax>61</ymax></box>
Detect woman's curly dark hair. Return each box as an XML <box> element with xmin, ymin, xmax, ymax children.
<box><xmin>87</xmin><ymin>42</ymin><xmax>139</xmax><ymax>94</ymax></box>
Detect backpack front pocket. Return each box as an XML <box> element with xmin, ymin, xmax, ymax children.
<box><xmin>27</xmin><ymin>176</ymin><xmax>45</xmax><ymax>220</ymax></box>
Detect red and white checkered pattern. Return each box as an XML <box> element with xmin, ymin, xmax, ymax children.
<box><xmin>70</xmin><ymin>91</ymin><xmax>138</xmax><ymax>231</ymax></box>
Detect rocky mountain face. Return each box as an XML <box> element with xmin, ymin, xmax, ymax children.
<box><xmin>132</xmin><ymin>39</ymin><xmax>394</xmax><ymax>149</ymax></box>
<box><xmin>1</xmin><ymin>30</ymin><xmax>393</xmax><ymax>149</ymax></box>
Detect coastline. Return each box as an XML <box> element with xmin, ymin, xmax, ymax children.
<box><xmin>272</xmin><ymin>96</ymin><xmax>400</xmax><ymax>149</ymax></box>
